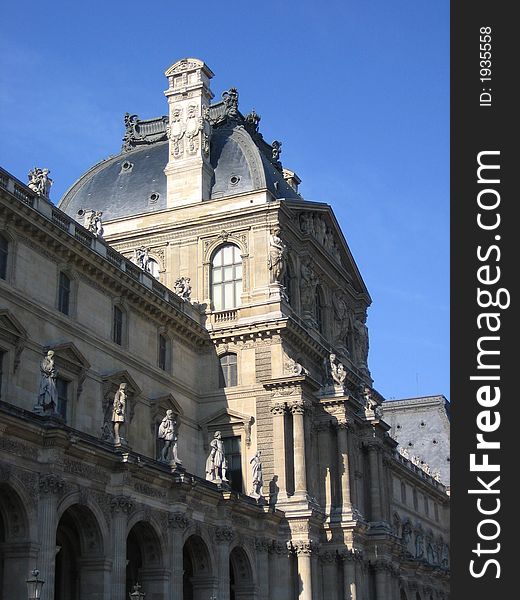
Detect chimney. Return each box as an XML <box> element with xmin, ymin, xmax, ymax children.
<box><xmin>164</xmin><ymin>58</ymin><xmax>214</xmax><ymax>206</ymax></box>
<box><xmin>282</xmin><ymin>168</ymin><xmax>301</xmax><ymax>193</ymax></box>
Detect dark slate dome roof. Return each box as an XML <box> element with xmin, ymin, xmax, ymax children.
<box><xmin>59</xmin><ymin>114</ymin><xmax>299</xmax><ymax>222</ymax></box>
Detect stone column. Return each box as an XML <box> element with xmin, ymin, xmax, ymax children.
<box><xmin>255</xmin><ymin>538</ymin><xmax>270</xmax><ymax>600</ymax></box>
<box><xmin>38</xmin><ymin>474</ymin><xmax>64</xmax><ymax>600</ymax></box>
<box><xmin>268</xmin><ymin>542</ymin><xmax>290</xmax><ymax>599</ymax></box>
<box><xmin>168</xmin><ymin>512</ymin><xmax>191</xmax><ymax>600</ymax></box>
<box><xmin>320</xmin><ymin>551</ymin><xmax>338</xmax><ymax>600</ymax></box>
<box><xmin>343</xmin><ymin>552</ymin><xmax>357</xmax><ymax>600</ymax></box>
<box><xmin>290</xmin><ymin>402</ymin><xmax>308</xmax><ymax>497</ymax></box>
<box><xmin>337</xmin><ymin>423</ymin><xmax>353</xmax><ymax>515</ymax></box>
<box><xmin>110</xmin><ymin>496</ymin><xmax>133</xmax><ymax>600</ymax></box>
<box><xmin>367</xmin><ymin>445</ymin><xmax>382</xmax><ymax>521</ymax></box>
<box><xmin>293</xmin><ymin>541</ymin><xmax>315</xmax><ymax>600</ymax></box>
<box><xmin>270</xmin><ymin>402</ymin><xmax>288</xmax><ymax>500</ymax></box>
<box><xmin>215</xmin><ymin>526</ymin><xmax>234</xmax><ymax>600</ymax></box>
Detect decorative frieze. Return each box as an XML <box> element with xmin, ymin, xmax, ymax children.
<box><xmin>214</xmin><ymin>526</ymin><xmax>235</xmax><ymax>544</ymax></box>
<box><xmin>168</xmin><ymin>512</ymin><xmax>191</xmax><ymax>529</ymax></box>
<box><xmin>110</xmin><ymin>495</ymin><xmax>134</xmax><ymax>514</ymax></box>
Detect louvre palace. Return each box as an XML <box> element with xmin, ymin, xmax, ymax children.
<box><xmin>0</xmin><ymin>58</ymin><xmax>449</xmax><ymax>600</ymax></box>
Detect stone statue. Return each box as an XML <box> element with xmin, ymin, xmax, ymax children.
<box><xmin>415</xmin><ymin>533</ymin><xmax>425</xmax><ymax>559</ymax></box>
<box><xmin>329</xmin><ymin>353</ymin><xmax>347</xmax><ymax>386</ymax></box>
<box><xmin>353</xmin><ymin>314</ymin><xmax>369</xmax><ymax>368</ymax></box>
<box><xmin>174</xmin><ymin>277</ymin><xmax>192</xmax><ymax>301</ymax></box>
<box><xmin>267</xmin><ymin>228</ymin><xmax>286</xmax><ymax>284</ymax></box>
<box><xmin>222</xmin><ymin>88</ymin><xmax>239</xmax><ymax>120</ymax></box>
<box><xmin>28</xmin><ymin>167</ymin><xmax>53</xmax><ymax>197</ymax></box>
<box><xmin>37</xmin><ymin>350</ymin><xmax>58</xmax><ymax>413</ymax></box>
<box><xmin>158</xmin><ymin>409</ymin><xmax>181</xmax><ymax>464</ymax></box>
<box><xmin>271</xmin><ymin>140</ymin><xmax>282</xmax><ymax>169</ymax></box>
<box><xmin>205</xmin><ymin>431</ymin><xmax>228</xmax><ymax>483</ymax></box>
<box><xmin>250</xmin><ymin>451</ymin><xmax>263</xmax><ymax>500</ymax></box>
<box><xmin>299</xmin><ymin>259</ymin><xmax>317</xmax><ymax>312</ymax></box>
<box><xmin>244</xmin><ymin>109</ymin><xmax>261</xmax><ymax>133</ymax></box>
<box><xmin>133</xmin><ymin>247</ymin><xmax>153</xmax><ymax>272</ymax></box>
<box><xmin>111</xmin><ymin>383</ymin><xmax>127</xmax><ymax>445</ymax></box>
<box><xmin>332</xmin><ymin>291</ymin><xmax>350</xmax><ymax>351</ymax></box>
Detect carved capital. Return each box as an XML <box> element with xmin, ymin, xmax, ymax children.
<box><xmin>168</xmin><ymin>512</ymin><xmax>191</xmax><ymax>529</ymax></box>
<box><xmin>255</xmin><ymin>537</ymin><xmax>270</xmax><ymax>553</ymax></box>
<box><xmin>270</xmin><ymin>402</ymin><xmax>286</xmax><ymax>416</ymax></box>
<box><xmin>291</xmin><ymin>540</ymin><xmax>319</xmax><ymax>556</ymax></box>
<box><xmin>269</xmin><ymin>540</ymin><xmax>288</xmax><ymax>556</ymax></box>
<box><xmin>320</xmin><ymin>549</ymin><xmax>336</xmax><ymax>563</ymax></box>
<box><xmin>38</xmin><ymin>474</ymin><xmax>64</xmax><ymax>495</ymax></box>
<box><xmin>215</xmin><ymin>526</ymin><xmax>235</xmax><ymax>544</ymax></box>
<box><xmin>289</xmin><ymin>401</ymin><xmax>306</xmax><ymax>416</ymax></box>
<box><xmin>110</xmin><ymin>495</ymin><xmax>134</xmax><ymax>514</ymax></box>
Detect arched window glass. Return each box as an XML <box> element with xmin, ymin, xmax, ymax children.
<box><xmin>211</xmin><ymin>245</ymin><xmax>242</xmax><ymax>311</ymax></box>
<box><xmin>219</xmin><ymin>353</ymin><xmax>237</xmax><ymax>388</ymax></box>
<box><xmin>58</xmin><ymin>272</ymin><xmax>71</xmax><ymax>315</ymax></box>
<box><xmin>158</xmin><ymin>333</ymin><xmax>171</xmax><ymax>371</ymax></box>
<box><xmin>315</xmin><ymin>285</ymin><xmax>325</xmax><ymax>333</ymax></box>
<box><xmin>0</xmin><ymin>234</ymin><xmax>8</xmax><ymax>280</ymax></box>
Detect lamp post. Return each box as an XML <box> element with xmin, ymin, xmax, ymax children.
<box><xmin>26</xmin><ymin>569</ymin><xmax>45</xmax><ymax>600</ymax></box>
<box><xmin>129</xmin><ymin>582</ymin><xmax>146</xmax><ymax>599</ymax></box>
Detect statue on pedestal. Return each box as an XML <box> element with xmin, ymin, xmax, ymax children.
<box><xmin>267</xmin><ymin>228</ymin><xmax>286</xmax><ymax>284</ymax></box>
<box><xmin>112</xmin><ymin>383</ymin><xmax>127</xmax><ymax>445</ymax></box>
<box><xmin>329</xmin><ymin>353</ymin><xmax>347</xmax><ymax>386</ymax></box>
<box><xmin>174</xmin><ymin>277</ymin><xmax>192</xmax><ymax>301</ymax></box>
<box><xmin>158</xmin><ymin>410</ymin><xmax>181</xmax><ymax>464</ymax></box>
<box><xmin>205</xmin><ymin>431</ymin><xmax>228</xmax><ymax>483</ymax></box>
<box><xmin>28</xmin><ymin>167</ymin><xmax>53</xmax><ymax>197</ymax></box>
<box><xmin>37</xmin><ymin>350</ymin><xmax>58</xmax><ymax>414</ymax></box>
<box><xmin>250</xmin><ymin>451</ymin><xmax>264</xmax><ymax>500</ymax></box>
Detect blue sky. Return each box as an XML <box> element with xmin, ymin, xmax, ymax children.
<box><xmin>0</xmin><ymin>0</ymin><xmax>449</xmax><ymax>401</ymax></box>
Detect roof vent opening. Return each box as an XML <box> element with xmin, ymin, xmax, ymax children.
<box><xmin>149</xmin><ymin>192</ymin><xmax>160</xmax><ymax>205</ymax></box>
<box><xmin>121</xmin><ymin>161</ymin><xmax>133</xmax><ymax>172</ymax></box>
<box><xmin>229</xmin><ymin>175</ymin><xmax>241</xmax><ymax>186</ymax></box>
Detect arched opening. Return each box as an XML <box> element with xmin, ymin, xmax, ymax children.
<box><xmin>229</xmin><ymin>546</ymin><xmax>255</xmax><ymax>600</ymax></box>
<box><xmin>55</xmin><ymin>504</ymin><xmax>105</xmax><ymax>600</ymax></box>
<box><xmin>211</xmin><ymin>244</ymin><xmax>242</xmax><ymax>310</ymax></box>
<box><xmin>0</xmin><ymin>233</ymin><xmax>9</xmax><ymax>280</ymax></box>
<box><xmin>400</xmin><ymin>589</ymin><xmax>408</xmax><ymax>600</ymax></box>
<box><xmin>183</xmin><ymin>534</ymin><xmax>216</xmax><ymax>600</ymax></box>
<box><xmin>126</xmin><ymin>521</ymin><xmax>167</xmax><ymax>599</ymax></box>
<box><xmin>0</xmin><ymin>482</ymin><xmax>31</xmax><ymax>600</ymax></box>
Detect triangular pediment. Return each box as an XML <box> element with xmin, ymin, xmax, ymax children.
<box><xmin>47</xmin><ymin>342</ymin><xmax>90</xmax><ymax>373</ymax></box>
<box><xmin>0</xmin><ymin>309</ymin><xmax>28</xmax><ymax>342</ymax></box>
<box><xmin>150</xmin><ymin>393</ymin><xmax>184</xmax><ymax>417</ymax></box>
<box><xmin>285</xmin><ymin>201</ymin><xmax>371</xmax><ymax>301</ymax></box>
<box><xmin>101</xmin><ymin>370</ymin><xmax>141</xmax><ymax>397</ymax></box>
<box><xmin>199</xmin><ymin>407</ymin><xmax>253</xmax><ymax>429</ymax></box>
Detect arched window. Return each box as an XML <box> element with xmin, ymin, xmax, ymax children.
<box><xmin>413</xmin><ymin>488</ymin><xmax>418</xmax><ymax>511</ymax></box>
<box><xmin>0</xmin><ymin>234</ymin><xmax>8</xmax><ymax>280</ymax></box>
<box><xmin>401</xmin><ymin>481</ymin><xmax>407</xmax><ymax>504</ymax></box>
<box><xmin>315</xmin><ymin>285</ymin><xmax>325</xmax><ymax>333</ymax></box>
<box><xmin>58</xmin><ymin>272</ymin><xmax>71</xmax><ymax>315</ymax></box>
<box><xmin>219</xmin><ymin>353</ymin><xmax>237</xmax><ymax>388</ymax></box>
<box><xmin>211</xmin><ymin>245</ymin><xmax>242</xmax><ymax>311</ymax></box>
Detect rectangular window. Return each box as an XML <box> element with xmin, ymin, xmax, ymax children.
<box><xmin>113</xmin><ymin>306</ymin><xmax>123</xmax><ymax>345</ymax></box>
<box><xmin>56</xmin><ymin>377</ymin><xmax>69</xmax><ymax>420</ymax></box>
<box><xmin>58</xmin><ymin>272</ymin><xmax>71</xmax><ymax>315</ymax></box>
<box><xmin>434</xmin><ymin>502</ymin><xmax>439</xmax><ymax>522</ymax></box>
<box><xmin>158</xmin><ymin>334</ymin><xmax>167</xmax><ymax>371</ymax></box>
<box><xmin>223</xmin><ymin>436</ymin><xmax>242</xmax><ymax>493</ymax></box>
<box><xmin>424</xmin><ymin>495</ymin><xmax>429</xmax><ymax>516</ymax></box>
<box><xmin>219</xmin><ymin>354</ymin><xmax>237</xmax><ymax>388</ymax></box>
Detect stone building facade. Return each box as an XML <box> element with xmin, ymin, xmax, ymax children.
<box><xmin>381</xmin><ymin>396</ymin><xmax>450</xmax><ymax>487</ymax></box>
<box><xmin>0</xmin><ymin>58</ymin><xmax>449</xmax><ymax>600</ymax></box>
